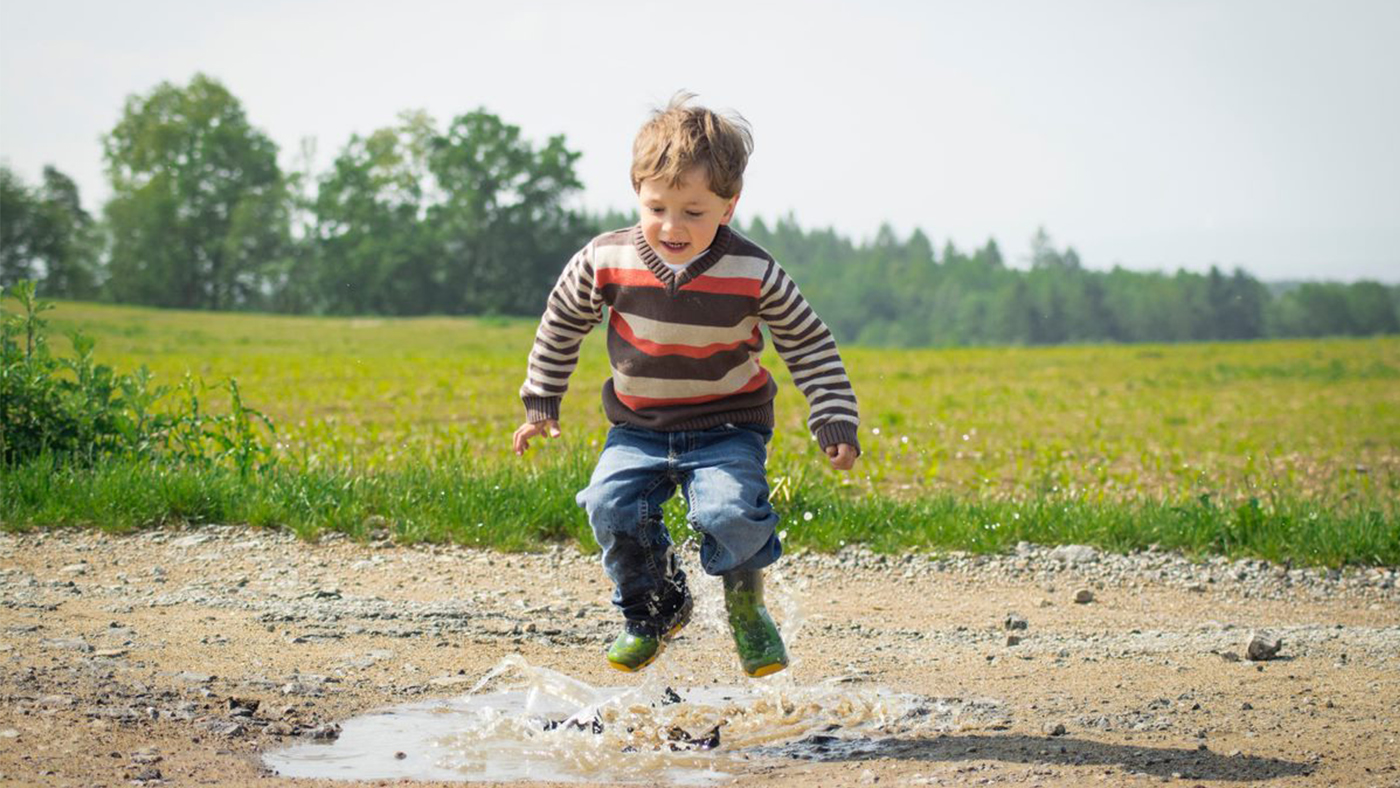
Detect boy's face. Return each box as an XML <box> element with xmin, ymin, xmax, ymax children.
<box><xmin>637</xmin><ymin>168</ymin><xmax>738</xmax><ymax>265</ymax></box>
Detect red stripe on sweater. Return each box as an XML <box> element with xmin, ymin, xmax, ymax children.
<box><xmin>615</xmin><ymin>368</ymin><xmax>771</xmax><ymax>410</ymax></box>
<box><xmin>594</xmin><ymin>267</ymin><xmax>662</xmax><ymax>289</ymax></box>
<box><xmin>681</xmin><ymin>275</ymin><xmax>761</xmax><ymax>297</ymax></box>
<box><xmin>610</xmin><ymin>311</ymin><xmax>760</xmax><ymax>358</ymax></box>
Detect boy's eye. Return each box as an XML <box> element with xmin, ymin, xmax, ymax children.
<box><xmin>685</xmin><ymin>211</ymin><xmax>704</xmax><ymax>218</ymax></box>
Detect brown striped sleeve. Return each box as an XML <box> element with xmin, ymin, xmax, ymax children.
<box><xmin>519</xmin><ymin>243</ymin><xmax>605</xmax><ymax>423</ymax></box>
<box><xmin>757</xmin><ymin>261</ymin><xmax>861</xmax><ymax>453</ymax></box>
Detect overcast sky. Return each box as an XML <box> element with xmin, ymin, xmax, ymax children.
<box><xmin>3</xmin><ymin>0</ymin><xmax>1397</xmax><ymax>281</ymax></box>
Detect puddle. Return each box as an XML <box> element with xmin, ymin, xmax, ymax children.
<box><xmin>264</xmin><ymin>549</ymin><xmax>1008</xmax><ymax>783</ymax></box>
<box><xmin>263</xmin><ymin>655</ymin><xmax>1007</xmax><ymax>784</ymax></box>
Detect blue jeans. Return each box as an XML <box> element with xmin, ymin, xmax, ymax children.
<box><xmin>576</xmin><ymin>423</ymin><xmax>782</xmax><ymax>624</ymax></box>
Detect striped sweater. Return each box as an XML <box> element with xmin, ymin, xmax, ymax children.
<box><xmin>519</xmin><ymin>224</ymin><xmax>860</xmax><ymax>452</ymax></box>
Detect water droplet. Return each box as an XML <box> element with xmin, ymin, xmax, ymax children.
<box><xmin>803</xmin><ymin>511</ymin><xmax>814</xmax><ymax>522</ymax></box>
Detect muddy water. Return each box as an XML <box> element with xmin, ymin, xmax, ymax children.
<box><xmin>262</xmin><ymin>654</ymin><xmax>1001</xmax><ymax>784</ymax></box>
<box><xmin>264</xmin><ymin>552</ymin><xmax>1006</xmax><ymax>783</ymax></box>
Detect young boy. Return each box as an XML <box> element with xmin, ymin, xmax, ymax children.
<box><xmin>512</xmin><ymin>94</ymin><xmax>859</xmax><ymax>678</ymax></box>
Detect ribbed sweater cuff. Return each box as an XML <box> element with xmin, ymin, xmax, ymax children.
<box><xmin>522</xmin><ymin>396</ymin><xmax>560</xmax><ymax>424</ymax></box>
<box><xmin>815</xmin><ymin>421</ymin><xmax>860</xmax><ymax>456</ymax></box>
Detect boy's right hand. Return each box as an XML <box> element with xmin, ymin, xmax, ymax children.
<box><xmin>512</xmin><ymin>419</ymin><xmax>561</xmax><ymax>456</ymax></box>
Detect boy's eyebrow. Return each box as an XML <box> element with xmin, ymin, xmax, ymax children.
<box><xmin>644</xmin><ymin>199</ymin><xmax>709</xmax><ymax>207</ymax></box>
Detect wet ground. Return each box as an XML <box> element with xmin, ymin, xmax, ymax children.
<box><xmin>1</xmin><ymin>525</ymin><xmax>1397</xmax><ymax>787</ymax></box>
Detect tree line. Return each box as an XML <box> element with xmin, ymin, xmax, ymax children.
<box><xmin>2</xmin><ymin>73</ymin><xmax>1397</xmax><ymax>346</ymax></box>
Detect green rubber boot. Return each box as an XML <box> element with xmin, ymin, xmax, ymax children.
<box><xmin>723</xmin><ymin>569</ymin><xmax>788</xmax><ymax>677</ymax></box>
<box><xmin>606</xmin><ymin>593</ymin><xmax>692</xmax><ymax>673</ymax></box>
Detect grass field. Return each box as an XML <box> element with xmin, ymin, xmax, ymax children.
<box><xmin>5</xmin><ymin>299</ymin><xmax>1398</xmax><ymax>565</ymax></box>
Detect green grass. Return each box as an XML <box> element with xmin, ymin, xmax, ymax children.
<box><xmin>3</xmin><ymin>299</ymin><xmax>1397</xmax><ymax>566</ymax></box>
<box><xmin>4</xmin><ymin>454</ymin><xmax>1393</xmax><ymax>566</ymax></box>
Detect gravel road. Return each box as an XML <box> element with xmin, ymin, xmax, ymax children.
<box><xmin>1</xmin><ymin>525</ymin><xmax>1397</xmax><ymax>787</ymax></box>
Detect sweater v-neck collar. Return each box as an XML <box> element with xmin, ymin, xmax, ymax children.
<box><xmin>633</xmin><ymin>225</ymin><xmax>733</xmax><ymax>294</ymax></box>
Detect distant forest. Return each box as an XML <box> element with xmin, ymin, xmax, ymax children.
<box><xmin>3</xmin><ymin>74</ymin><xmax>1397</xmax><ymax>347</ymax></box>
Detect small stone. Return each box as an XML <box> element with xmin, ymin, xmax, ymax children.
<box><xmin>1048</xmin><ymin>545</ymin><xmax>1099</xmax><ymax>564</ymax></box>
<box><xmin>395</xmin><ymin>751</ymin><xmax>407</xmax><ymax>760</ymax></box>
<box><xmin>171</xmin><ymin>534</ymin><xmax>211</xmax><ymax>548</ymax></box>
<box><xmin>1043</xmin><ymin>722</ymin><xmax>1067</xmax><ymax>736</ymax></box>
<box><xmin>59</xmin><ymin>563</ymin><xmax>88</xmax><ymax>576</ymax></box>
<box><xmin>1218</xmin><ymin>650</ymin><xmax>1241</xmax><ymax>663</ymax></box>
<box><xmin>1036</xmin><ymin>598</ymin><xmax>1053</xmax><ymax>608</ymax></box>
<box><xmin>1006</xmin><ymin>635</ymin><xmax>1022</xmax><ymax>647</ymax></box>
<box><xmin>307</xmin><ymin>723</ymin><xmax>342</xmax><ymax>740</ymax></box>
<box><xmin>1004</xmin><ymin>613</ymin><xmax>1028</xmax><ymax>631</ymax></box>
<box><xmin>94</xmin><ymin>648</ymin><xmax>128</xmax><ymax>658</ymax></box>
<box><xmin>1245</xmin><ymin>632</ymin><xmax>1282</xmax><ymax>661</ymax></box>
<box><xmin>133</xmin><ymin>767</ymin><xmax>162</xmax><ymax>782</ymax></box>
<box><xmin>199</xmin><ymin>719</ymin><xmax>244</xmax><ymax>737</ymax></box>
<box><xmin>41</xmin><ymin>637</ymin><xmax>92</xmax><ymax>652</ymax></box>
<box><xmin>1073</xmin><ymin>589</ymin><xmax>1095</xmax><ymax>604</ymax></box>
<box><xmin>1241</xmin><ymin>701</ymin><xmax>1253</xmax><ymax>710</ymax></box>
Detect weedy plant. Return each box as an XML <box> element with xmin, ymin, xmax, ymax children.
<box><xmin>0</xmin><ymin>281</ymin><xmax>276</xmax><ymax>474</ymax></box>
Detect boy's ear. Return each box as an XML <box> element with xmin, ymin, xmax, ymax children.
<box><xmin>719</xmin><ymin>193</ymin><xmax>740</xmax><ymax>225</ymax></box>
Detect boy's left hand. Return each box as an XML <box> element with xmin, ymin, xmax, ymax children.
<box><xmin>825</xmin><ymin>443</ymin><xmax>858</xmax><ymax>471</ymax></box>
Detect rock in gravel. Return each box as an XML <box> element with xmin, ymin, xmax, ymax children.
<box><xmin>307</xmin><ymin>722</ymin><xmax>342</xmax><ymax>741</ymax></box>
<box><xmin>198</xmin><ymin>719</ymin><xmax>245</xmax><ymax>737</ymax></box>
<box><xmin>1004</xmin><ymin>613</ymin><xmax>1029</xmax><ymax>631</ymax></box>
<box><xmin>1043</xmin><ymin>722</ymin><xmax>1067</xmax><ymax>736</ymax></box>
<box><xmin>1073</xmin><ymin>589</ymin><xmax>1095</xmax><ymax>604</ymax></box>
<box><xmin>41</xmin><ymin>637</ymin><xmax>92</xmax><ymax>652</ymax></box>
<box><xmin>1049</xmin><ymin>544</ymin><xmax>1099</xmax><ymax>564</ymax></box>
<box><xmin>1246</xmin><ymin>631</ymin><xmax>1283</xmax><ymax>661</ymax></box>
<box><xmin>1218</xmin><ymin>650</ymin><xmax>1241</xmax><ymax>662</ymax></box>
<box><xmin>1006</xmin><ymin>635</ymin><xmax>1023</xmax><ymax>647</ymax></box>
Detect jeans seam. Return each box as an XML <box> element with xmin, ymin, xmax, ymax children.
<box><xmin>636</xmin><ymin>473</ymin><xmax>673</xmax><ymax>616</ymax></box>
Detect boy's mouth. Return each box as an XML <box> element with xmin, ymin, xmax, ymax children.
<box><xmin>660</xmin><ymin>240</ymin><xmax>689</xmax><ymax>254</ymax></box>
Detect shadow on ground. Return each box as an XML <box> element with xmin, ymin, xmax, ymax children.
<box><xmin>774</xmin><ymin>733</ymin><xmax>1312</xmax><ymax>782</ymax></box>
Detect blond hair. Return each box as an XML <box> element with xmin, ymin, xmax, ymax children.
<box><xmin>630</xmin><ymin>91</ymin><xmax>753</xmax><ymax>199</ymax></box>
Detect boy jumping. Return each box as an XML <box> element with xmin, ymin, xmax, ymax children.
<box><xmin>513</xmin><ymin>93</ymin><xmax>860</xmax><ymax>677</ymax></box>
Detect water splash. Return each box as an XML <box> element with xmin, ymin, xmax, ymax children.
<box><xmin>263</xmin><ymin>654</ymin><xmax>1006</xmax><ymax>784</ymax></box>
<box><xmin>264</xmin><ymin>547</ymin><xmax>1006</xmax><ymax>783</ymax></box>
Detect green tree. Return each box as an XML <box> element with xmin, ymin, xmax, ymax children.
<box><xmin>0</xmin><ymin>165</ymin><xmax>100</xmax><ymax>298</ymax></box>
<box><xmin>311</xmin><ymin>112</ymin><xmax>437</xmax><ymax>314</ymax></box>
<box><xmin>428</xmin><ymin>109</ymin><xmax>588</xmax><ymax>315</ymax></box>
<box><xmin>102</xmin><ymin>73</ymin><xmax>287</xmax><ymax>310</ymax></box>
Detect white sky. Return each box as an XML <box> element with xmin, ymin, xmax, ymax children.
<box><xmin>3</xmin><ymin>0</ymin><xmax>1398</xmax><ymax>281</ymax></box>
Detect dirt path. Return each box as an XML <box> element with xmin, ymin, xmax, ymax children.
<box><xmin>1</xmin><ymin>526</ymin><xmax>1397</xmax><ymax>787</ymax></box>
